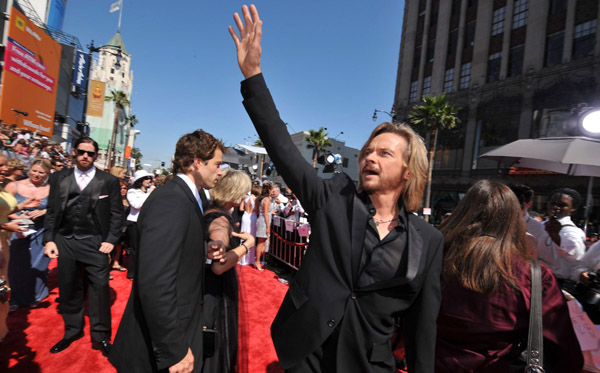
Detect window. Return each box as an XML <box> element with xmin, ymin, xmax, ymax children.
<box><xmin>413</xmin><ymin>45</ymin><xmax>422</xmax><ymax>68</ymax></box>
<box><xmin>487</xmin><ymin>52</ymin><xmax>502</xmax><ymax>82</ymax></box>
<box><xmin>545</xmin><ymin>31</ymin><xmax>564</xmax><ymax>66</ymax></box>
<box><xmin>443</xmin><ymin>68</ymin><xmax>455</xmax><ymax>93</ymax></box>
<box><xmin>452</xmin><ymin>0</ymin><xmax>462</xmax><ymax>15</ymax></box>
<box><xmin>512</xmin><ymin>0</ymin><xmax>528</xmax><ymax>29</ymax></box>
<box><xmin>508</xmin><ymin>44</ymin><xmax>524</xmax><ymax>77</ymax></box>
<box><xmin>417</xmin><ymin>11</ymin><xmax>425</xmax><ymax>34</ymax></box>
<box><xmin>448</xmin><ymin>28</ymin><xmax>459</xmax><ymax>55</ymax></box>
<box><xmin>459</xmin><ymin>63</ymin><xmax>471</xmax><ymax>89</ymax></box>
<box><xmin>491</xmin><ymin>7</ymin><xmax>505</xmax><ymax>36</ymax></box>
<box><xmin>549</xmin><ymin>0</ymin><xmax>567</xmax><ymax>15</ymax></box>
<box><xmin>573</xmin><ymin>20</ymin><xmax>597</xmax><ymax>59</ymax></box>
<box><xmin>110</xmin><ymin>68</ymin><xmax>115</xmax><ymax>74</ymax></box>
<box><xmin>465</xmin><ymin>21</ymin><xmax>476</xmax><ymax>47</ymax></box>
<box><xmin>430</xmin><ymin>1</ymin><xmax>439</xmax><ymax>26</ymax></box>
<box><xmin>426</xmin><ymin>39</ymin><xmax>436</xmax><ymax>63</ymax></box>
<box><xmin>409</xmin><ymin>81</ymin><xmax>418</xmax><ymax>103</ymax></box>
<box><xmin>122</xmin><ymin>72</ymin><xmax>125</xmax><ymax>78</ymax></box>
<box><xmin>422</xmin><ymin>76</ymin><xmax>432</xmax><ymax>95</ymax></box>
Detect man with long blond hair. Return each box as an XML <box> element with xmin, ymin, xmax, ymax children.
<box><xmin>229</xmin><ymin>5</ymin><xmax>443</xmax><ymax>372</ymax></box>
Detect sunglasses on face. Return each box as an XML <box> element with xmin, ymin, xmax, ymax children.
<box><xmin>76</xmin><ymin>149</ymin><xmax>96</xmax><ymax>157</ymax></box>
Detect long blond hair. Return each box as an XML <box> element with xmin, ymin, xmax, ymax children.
<box><xmin>358</xmin><ymin>122</ymin><xmax>428</xmax><ymax>213</ymax></box>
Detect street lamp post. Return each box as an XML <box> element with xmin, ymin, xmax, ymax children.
<box><xmin>372</xmin><ymin>109</ymin><xmax>397</xmax><ymax>123</ymax></box>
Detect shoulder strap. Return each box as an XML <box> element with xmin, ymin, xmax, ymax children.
<box><xmin>526</xmin><ymin>260</ymin><xmax>545</xmax><ymax>372</ymax></box>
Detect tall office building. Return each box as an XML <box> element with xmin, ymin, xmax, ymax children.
<box><xmin>393</xmin><ymin>0</ymin><xmax>599</xmax><ymax>221</ymax></box>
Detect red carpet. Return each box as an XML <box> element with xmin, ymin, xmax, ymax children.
<box><xmin>1</xmin><ymin>260</ymin><xmax>288</xmax><ymax>372</ymax></box>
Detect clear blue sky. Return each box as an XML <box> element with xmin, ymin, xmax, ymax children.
<box><xmin>62</xmin><ymin>1</ymin><xmax>405</xmax><ymax>167</ymax></box>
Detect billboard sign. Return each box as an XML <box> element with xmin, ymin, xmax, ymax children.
<box><xmin>72</xmin><ymin>50</ymin><xmax>89</xmax><ymax>89</ymax></box>
<box><xmin>0</xmin><ymin>7</ymin><xmax>61</xmax><ymax>136</ymax></box>
<box><xmin>87</xmin><ymin>80</ymin><xmax>106</xmax><ymax>117</ymax></box>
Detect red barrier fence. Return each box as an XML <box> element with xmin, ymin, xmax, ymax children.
<box><xmin>269</xmin><ymin>217</ymin><xmax>309</xmax><ymax>270</ymax></box>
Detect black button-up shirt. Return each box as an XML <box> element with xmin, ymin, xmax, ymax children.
<box><xmin>357</xmin><ymin>194</ymin><xmax>408</xmax><ymax>289</ymax></box>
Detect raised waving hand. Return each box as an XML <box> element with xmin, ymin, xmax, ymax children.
<box><xmin>229</xmin><ymin>4</ymin><xmax>263</xmax><ymax>79</ymax></box>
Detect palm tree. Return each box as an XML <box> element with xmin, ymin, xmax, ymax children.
<box><xmin>253</xmin><ymin>138</ymin><xmax>263</xmax><ymax>147</ymax></box>
<box><xmin>304</xmin><ymin>127</ymin><xmax>332</xmax><ymax>168</ymax></box>
<box><xmin>131</xmin><ymin>147</ymin><xmax>143</xmax><ymax>171</ymax></box>
<box><xmin>105</xmin><ymin>89</ymin><xmax>130</xmax><ymax>168</ymax></box>
<box><xmin>408</xmin><ymin>94</ymin><xmax>461</xmax><ymax>222</ymax></box>
<box><xmin>128</xmin><ymin>114</ymin><xmax>139</xmax><ymax>127</ymax></box>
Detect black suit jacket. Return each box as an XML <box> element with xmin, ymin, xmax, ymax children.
<box><xmin>242</xmin><ymin>74</ymin><xmax>444</xmax><ymax>372</ymax></box>
<box><xmin>109</xmin><ymin>176</ymin><xmax>206</xmax><ymax>372</ymax></box>
<box><xmin>43</xmin><ymin>167</ymin><xmax>123</xmax><ymax>245</ymax></box>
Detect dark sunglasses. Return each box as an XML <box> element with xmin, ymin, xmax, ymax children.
<box><xmin>76</xmin><ymin>149</ymin><xmax>96</xmax><ymax>157</ymax></box>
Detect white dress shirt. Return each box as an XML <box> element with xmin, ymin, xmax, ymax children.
<box><xmin>540</xmin><ymin>216</ymin><xmax>586</xmax><ymax>279</ymax></box>
<box><xmin>74</xmin><ymin>166</ymin><xmax>96</xmax><ymax>190</ymax></box>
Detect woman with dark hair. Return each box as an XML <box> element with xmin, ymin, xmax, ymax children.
<box><xmin>254</xmin><ymin>182</ymin><xmax>272</xmax><ymax>270</ymax></box>
<box><xmin>125</xmin><ymin>170</ymin><xmax>154</xmax><ymax>279</ymax></box>
<box><xmin>6</xmin><ymin>159</ymin><xmax>51</xmax><ymax>310</ymax></box>
<box><xmin>203</xmin><ymin>169</ymin><xmax>254</xmax><ymax>372</ymax></box>
<box><xmin>111</xmin><ymin>180</ymin><xmax>130</xmax><ymax>272</ymax></box>
<box><xmin>435</xmin><ymin>180</ymin><xmax>583</xmax><ymax>372</ymax></box>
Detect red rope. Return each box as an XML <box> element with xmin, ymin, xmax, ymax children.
<box><xmin>272</xmin><ymin>230</ymin><xmax>309</xmax><ymax>247</ymax></box>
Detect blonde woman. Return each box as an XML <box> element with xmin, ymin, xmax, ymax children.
<box><xmin>0</xmin><ymin>154</ymin><xmax>39</xmax><ymax>340</ymax></box>
<box><xmin>6</xmin><ymin>159</ymin><xmax>51</xmax><ymax>310</ymax></box>
<box><xmin>203</xmin><ymin>169</ymin><xmax>253</xmax><ymax>372</ymax></box>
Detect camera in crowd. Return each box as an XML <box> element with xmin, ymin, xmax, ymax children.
<box><xmin>562</xmin><ymin>270</ymin><xmax>600</xmax><ymax>324</ymax></box>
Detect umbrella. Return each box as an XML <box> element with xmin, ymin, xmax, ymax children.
<box><xmin>479</xmin><ymin>136</ymin><xmax>600</xmax><ymax>176</ymax></box>
<box><xmin>480</xmin><ymin>136</ymin><xmax>600</xmax><ymax>234</ymax></box>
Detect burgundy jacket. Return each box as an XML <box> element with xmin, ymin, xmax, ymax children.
<box><xmin>435</xmin><ymin>257</ymin><xmax>583</xmax><ymax>372</ymax></box>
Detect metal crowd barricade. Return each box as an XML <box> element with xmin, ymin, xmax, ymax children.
<box><xmin>269</xmin><ymin>216</ymin><xmax>309</xmax><ymax>270</ymax></box>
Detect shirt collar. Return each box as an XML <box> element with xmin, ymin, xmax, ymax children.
<box><xmin>176</xmin><ymin>173</ymin><xmax>201</xmax><ymax>205</ymax></box>
<box><xmin>363</xmin><ymin>192</ymin><xmax>407</xmax><ymax>229</ymax></box>
<box><xmin>74</xmin><ymin>166</ymin><xmax>96</xmax><ymax>179</ymax></box>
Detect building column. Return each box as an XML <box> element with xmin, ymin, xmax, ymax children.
<box><xmin>461</xmin><ymin>100</ymin><xmax>479</xmax><ymax>176</ymax></box>
<box><xmin>452</xmin><ymin>0</ymin><xmax>469</xmax><ymax>91</ymax></box>
<box><xmin>416</xmin><ymin>0</ymin><xmax>433</xmax><ymax>100</ymax></box>
<box><xmin>499</xmin><ymin>0</ymin><xmax>515</xmax><ymax>80</ymax></box>
<box><xmin>562</xmin><ymin>0</ymin><xmax>577</xmax><ymax>64</ymax></box>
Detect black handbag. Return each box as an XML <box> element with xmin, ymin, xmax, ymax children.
<box><xmin>510</xmin><ymin>260</ymin><xmax>545</xmax><ymax>373</ymax></box>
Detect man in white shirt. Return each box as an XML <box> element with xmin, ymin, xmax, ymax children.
<box><xmin>544</xmin><ymin>188</ymin><xmax>587</xmax><ymax>280</ymax></box>
<box><xmin>509</xmin><ymin>184</ymin><xmax>548</xmax><ymax>259</ymax></box>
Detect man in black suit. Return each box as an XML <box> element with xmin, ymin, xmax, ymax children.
<box><xmin>109</xmin><ymin>130</ymin><xmax>225</xmax><ymax>373</ymax></box>
<box><xmin>230</xmin><ymin>6</ymin><xmax>443</xmax><ymax>372</ymax></box>
<box><xmin>43</xmin><ymin>136</ymin><xmax>123</xmax><ymax>356</ymax></box>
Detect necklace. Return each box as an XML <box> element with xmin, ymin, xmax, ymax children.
<box><xmin>372</xmin><ymin>217</ymin><xmax>395</xmax><ymax>226</ymax></box>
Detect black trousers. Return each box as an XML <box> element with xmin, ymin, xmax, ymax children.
<box><xmin>56</xmin><ymin>233</ymin><xmax>111</xmax><ymax>342</ymax></box>
<box><xmin>126</xmin><ymin>221</ymin><xmax>138</xmax><ymax>279</ymax></box>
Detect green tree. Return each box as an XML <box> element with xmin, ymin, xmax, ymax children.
<box><xmin>408</xmin><ymin>94</ymin><xmax>461</xmax><ymax>222</ymax></box>
<box><xmin>130</xmin><ymin>147</ymin><xmax>143</xmax><ymax>171</ymax></box>
<box><xmin>304</xmin><ymin>127</ymin><xmax>332</xmax><ymax>168</ymax></box>
<box><xmin>253</xmin><ymin>138</ymin><xmax>263</xmax><ymax>147</ymax></box>
<box><xmin>128</xmin><ymin>114</ymin><xmax>139</xmax><ymax>127</ymax></box>
<box><xmin>105</xmin><ymin>89</ymin><xmax>130</xmax><ymax>168</ymax></box>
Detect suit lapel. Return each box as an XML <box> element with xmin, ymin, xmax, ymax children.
<box><xmin>59</xmin><ymin>170</ymin><xmax>74</xmax><ymax>211</ymax></box>
<box><xmin>172</xmin><ymin>176</ymin><xmax>204</xmax><ymax>224</ymax></box>
<box><xmin>350</xmin><ymin>193</ymin><xmax>369</xmax><ymax>287</ymax></box>
<box><xmin>88</xmin><ymin>173</ymin><xmax>104</xmax><ymax>209</ymax></box>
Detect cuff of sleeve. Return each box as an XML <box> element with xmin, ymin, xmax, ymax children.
<box><xmin>241</xmin><ymin>73</ymin><xmax>267</xmax><ymax>100</ymax></box>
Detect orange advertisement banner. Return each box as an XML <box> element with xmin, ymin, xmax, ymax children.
<box><xmin>124</xmin><ymin>145</ymin><xmax>131</xmax><ymax>159</ymax></box>
<box><xmin>87</xmin><ymin>80</ymin><xmax>106</xmax><ymax>117</ymax></box>
<box><xmin>0</xmin><ymin>7</ymin><xmax>61</xmax><ymax>137</ymax></box>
